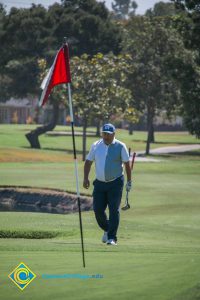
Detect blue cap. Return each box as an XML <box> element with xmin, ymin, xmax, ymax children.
<box><xmin>102</xmin><ymin>123</ymin><xmax>115</xmax><ymax>134</ymax></box>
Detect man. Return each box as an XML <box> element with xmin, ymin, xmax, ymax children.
<box><xmin>83</xmin><ymin>123</ymin><xmax>132</xmax><ymax>246</ymax></box>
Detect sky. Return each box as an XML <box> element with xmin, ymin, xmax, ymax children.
<box><xmin>1</xmin><ymin>0</ymin><xmax>171</xmax><ymax>15</ymax></box>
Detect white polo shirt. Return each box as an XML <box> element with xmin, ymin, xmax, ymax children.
<box><xmin>86</xmin><ymin>138</ymin><xmax>129</xmax><ymax>182</ymax></box>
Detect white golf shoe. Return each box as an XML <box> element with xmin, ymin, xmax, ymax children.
<box><xmin>106</xmin><ymin>239</ymin><xmax>117</xmax><ymax>245</ymax></box>
<box><xmin>102</xmin><ymin>232</ymin><xmax>108</xmax><ymax>243</ymax></box>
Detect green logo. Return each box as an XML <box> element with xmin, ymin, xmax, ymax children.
<box><xmin>8</xmin><ymin>262</ymin><xmax>36</xmax><ymax>290</ymax></box>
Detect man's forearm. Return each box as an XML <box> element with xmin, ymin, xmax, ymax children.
<box><xmin>124</xmin><ymin>162</ymin><xmax>131</xmax><ymax>182</ymax></box>
<box><xmin>84</xmin><ymin>160</ymin><xmax>92</xmax><ymax>179</ymax></box>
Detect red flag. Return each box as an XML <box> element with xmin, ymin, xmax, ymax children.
<box><xmin>39</xmin><ymin>44</ymin><xmax>71</xmax><ymax>107</ymax></box>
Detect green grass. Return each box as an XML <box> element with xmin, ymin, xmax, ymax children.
<box><xmin>0</xmin><ymin>125</ymin><xmax>200</xmax><ymax>299</ymax></box>
<box><xmin>0</xmin><ymin>124</ymin><xmax>199</xmax><ymax>154</ymax></box>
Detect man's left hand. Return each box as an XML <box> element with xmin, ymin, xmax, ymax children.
<box><xmin>126</xmin><ymin>181</ymin><xmax>132</xmax><ymax>192</ymax></box>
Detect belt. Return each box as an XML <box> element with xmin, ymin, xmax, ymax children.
<box><xmin>96</xmin><ymin>175</ymin><xmax>123</xmax><ymax>183</ymax></box>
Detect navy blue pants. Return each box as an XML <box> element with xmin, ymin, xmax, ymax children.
<box><xmin>93</xmin><ymin>176</ymin><xmax>124</xmax><ymax>241</ymax></box>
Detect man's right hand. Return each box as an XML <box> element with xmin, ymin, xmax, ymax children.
<box><xmin>83</xmin><ymin>178</ymin><xmax>90</xmax><ymax>189</ymax></box>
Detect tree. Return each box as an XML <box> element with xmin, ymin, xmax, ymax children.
<box><xmin>0</xmin><ymin>3</ymin><xmax>9</xmax><ymax>101</ymax></box>
<box><xmin>70</xmin><ymin>52</ymin><xmax>133</xmax><ymax>160</ymax></box>
<box><xmin>123</xmin><ymin>107</ymin><xmax>140</xmax><ymax>134</ymax></box>
<box><xmin>111</xmin><ymin>0</ymin><xmax>138</xmax><ymax>19</ymax></box>
<box><xmin>171</xmin><ymin>0</ymin><xmax>200</xmax><ymax>12</ymax></box>
<box><xmin>0</xmin><ymin>4</ymin><xmax>48</xmax><ymax>100</ymax></box>
<box><xmin>0</xmin><ymin>3</ymin><xmax>6</xmax><ymax>41</ymax></box>
<box><xmin>26</xmin><ymin>52</ymin><xmax>133</xmax><ymax>157</ymax></box>
<box><xmin>51</xmin><ymin>0</ymin><xmax>122</xmax><ymax>55</ymax></box>
<box><xmin>171</xmin><ymin>0</ymin><xmax>200</xmax><ymax>137</ymax></box>
<box><xmin>25</xmin><ymin>58</ymin><xmax>64</xmax><ymax>149</ymax></box>
<box><xmin>0</xmin><ymin>0</ymin><xmax>122</xmax><ymax>101</ymax></box>
<box><xmin>122</xmin><ymin>16</ymin><xmax>195</xmax><ymax>154</ymax></box>
<box><xmin>146</xmin><ymin>1</ymin><xmax>178</xmax><ymax>16</ymax></box>
<box><xmin>180</xmin><ymin>68</ymin><xmax>200</xmax><ymax>138</ymax></box>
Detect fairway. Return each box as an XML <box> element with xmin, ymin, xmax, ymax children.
<box><xmin>0</xmin><ymin>125</ymin><xmax>200</xmax><ymax>299</ymax></box>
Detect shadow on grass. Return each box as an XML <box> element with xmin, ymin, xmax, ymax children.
<box><xmin>43</xmin><ymin>148</ymin><xmax>83</xmax><ymax>155</ymax></box>
<box><xmin>51</xmin><ymin>241</ymin><xmax>82</xmax><ymax>245</ymax></box>
<box><xmin>23</xmin><ymin>146</ymin><xmax>83</xmax><ymax>155</ymax></box>
<box><xmin>172</xmin><ymin>283</ymin><xmax>200</xmax><ymax>300</ymax></box>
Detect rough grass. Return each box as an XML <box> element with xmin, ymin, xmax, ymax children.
<box><xmin>0</xmin><ymin>148</ymin><xmax>71</xmax><ymax>163</ymax></box>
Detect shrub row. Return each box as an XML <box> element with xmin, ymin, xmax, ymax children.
<box><xmin>0</xmin><ymin>230</ymin><xmax>59</xmax><ymax>239</ymax></box>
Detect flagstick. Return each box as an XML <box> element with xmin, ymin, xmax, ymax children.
<box><xmin>67</xmin><ymin>82</ymin><xmax>86</xmax><ymax>268</ymax></box>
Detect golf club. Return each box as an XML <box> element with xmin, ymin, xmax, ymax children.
<box><xmin>122</xmin><ymin>151</ymin><xmax>136</xmax><ymax>210</ymax></box>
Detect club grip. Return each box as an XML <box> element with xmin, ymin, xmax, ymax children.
<box><xmin>131</xmin><ymin>152</ymin><xmax>136</xmax><ymax>170</ymax></box>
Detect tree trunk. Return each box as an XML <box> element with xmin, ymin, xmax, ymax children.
<box><xmin>96</xmin><ymin>119</ymin><xmax>101</xmax><ymax>137</ymax></box>
<box><xmin>146</xmin><ymin>103</ymin><xmax>154</xmax><ymax>155</ymax></box>
<box><xmin>129</xmin><ymin>122</ymin><xmax>134</xmax><ymax>135</ymax></box>
<box><xmin>26</xmin><ymin>103</ymin><xmax>59</xmax><ymax>149</ymax></box>
<box><xmin>149</xmin><ymin>124</ymin><xmax>155</xmax><ymax>143</ymax></box>
<box><xmin>82</xmin><ymin>117</ymin><xmax>87</xmax><ymax>161</ymax></box>
<box><xmin>33</xmin><ymin>106</ymin><xmax>40</xmax><ymax>124</ymax></box>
